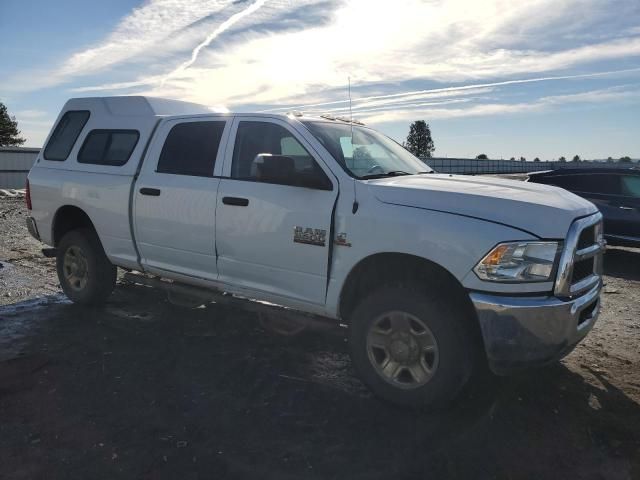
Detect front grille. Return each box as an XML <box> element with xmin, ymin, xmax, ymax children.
<box><xmin>577</xmin><ymin>225</ymin><xmax>595</xmax><ymax>250</ymax></box>
<box><xmin>572</xmin><ymin>258</ymin><xmax>594</xmax><ymax>283</ymax></box>
<box><xmin>555</xmin><ymin>213</ymin><xmax>603</xmax><ymax>298</ymax></box>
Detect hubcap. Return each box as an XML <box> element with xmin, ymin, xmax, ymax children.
<box><xmin>62</xmin><ymin>246</ymin><xmax>89</xmax><ymax>291</ymax></box>
<box><xmin>366</xmin><ymin>311</ymin><xmax>439</xmax><ymax>389</ymax></box>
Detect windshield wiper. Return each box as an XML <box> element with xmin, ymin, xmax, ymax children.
<box><xmin>360</xmin><ymin>170</ymin><xmax>412</xmax><ymax>180</ymax></box>
<box><xmin>360</xmin><ymin>170</ymin><xmax>433</xmax><ymax>180</ymax></box>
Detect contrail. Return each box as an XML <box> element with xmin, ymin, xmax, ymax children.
<box><xmin>162</xmin><ymin>0</ymin><xmax>269</xmax><ymax>84</ymax></box>
<box><xmin>258</xmin><ymin>67</ymin><xmax>640</xmax><ymax>112</ymax></box>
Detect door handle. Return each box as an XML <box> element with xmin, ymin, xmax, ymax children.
<box><xmin>619</xmin><ymin>206</ymin><xmax>634</xmax><ymax>211</ymax></box>
<box><xmin>222</xmin><ymin>196</ymin><xmax>249</xmax><ymax>206</ymax></box>
<box><xmin>139</xmin><ymin>187</ymin><xmax>161</xmax><ymax>196</ymax></box>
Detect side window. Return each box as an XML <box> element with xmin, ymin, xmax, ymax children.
<box><xmin>231</xmin><ymin>121</ymin><xmax>332</xmax><ymax>190</ymax></box>
<box><xmin>574</xmin><ymin>174</ymin><xmax>620</xmax><ymax>195</ymax></box>
<box><xmin>538</xmin><ymin>175</ymin><xmax>584</xmax><ymax>191</ymax></box>
<box><xmin>621</xmin><ymin>175</ymin><xmax>640</xmax><ymax>198</ymax></box>
<box><xmin>157</xmin><ymin>121</ymin><xmax>225</xmax><ymax>177</ymax></box>
<box><xmin>78</xmin><ymin>130</ymin><xmax>139</xmax><ymax>166</ymax></box>
<box><xmin>44</xmin><ymin>110</ymin><xmax>90</xmax><ymax>161</ymax></box>
<box><xmin>543</xmin><ymin>174</ymin><xmax>620</xmax><ymax>195</ymax></box>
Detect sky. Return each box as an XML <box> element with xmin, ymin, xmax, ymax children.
<box><xmin>1</xmin><ymin>0</ymin><xmax>639</xmax><ymax>160</ymax></box>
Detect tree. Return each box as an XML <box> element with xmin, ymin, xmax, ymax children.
<box><xmin>0</xmin><ymin>101</ymin><xmax>26</xmax><ymax>147</ymax></box>
<box><xmin>607</xmin><ymin>157</ymin><xmax>613</xmax><ymax>163</ymax></box>
<box><xmin>509</xmin><ymin>157</ymin><xmax>516</xmax><ymax>161</ymax></box>
<box><xmin>476</xmin><ymin>154</ymin><xmax>488</xmax><ymax>159</ymax></box>
<box><xmin>619</xmin><ymin>156</ymin><xmax>632</xmax><ymax>163</ymax></box>
<box><xmin>520</xmin><ymin>156</ymin><xmax>526</xmax><ymax>162</ymax></box>
<box><xmin>405</xmin><ymin>120</ymin><xmax>435</xmax><ymax>158</ymax></box>
<box><xmin>572</xmin><ymin>155</ymin><xmax>580</xmax><ymax>162</ymax></box>
<box><xmin>558</xmin><ymin>156</ymin><xmax>566</xmax><ymax>162</ymax></box>
<box><xmin>533</xmin><ymin>157</ymin><xmax>540</xmax><ymax>162</ymax></box>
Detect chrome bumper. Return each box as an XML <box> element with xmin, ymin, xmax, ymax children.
<box><xmin>26</xmin><ymin>216</ymin><xmax>40</xmax><ymax>241</ymax></box>
<box><xmin>470</xmin><ymin>281</ymin><xmax>602</xmax><ymax>374</ymax></box>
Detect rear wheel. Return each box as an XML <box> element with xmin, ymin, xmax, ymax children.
<box><xmin>56</xmin><ymin>228</ymin><xmax>116</xmax><ymax>305</ymax></box>
<box><xmin>349</xmin><ymin>287</ymin><xmax>475</xmax><ymax>408</ymax></box>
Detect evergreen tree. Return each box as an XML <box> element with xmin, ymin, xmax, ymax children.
<box><xmin>405</xmin><ymin>120</ymin><xmax>435</xmax><ymax>158</ymax></box>
<box><xmin>0</xmin><ymin>102</ymin><xmax>26</xmax><ymax>147</ymax></box>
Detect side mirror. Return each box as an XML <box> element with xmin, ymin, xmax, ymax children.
<box><xmin>253</xmin><ymin>154</ymin><xmax>295</xmax><ymax>183</ymax></box>
<box><xmin>253</xmin><ymin>153</ymin><xmax>332</xmax><ymax>190</ymax></box>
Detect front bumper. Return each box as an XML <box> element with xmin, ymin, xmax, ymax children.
<box><xmin>470</xmin><ymin>281</ymin><xmax>601</xmax><ymax>374</ymax></box>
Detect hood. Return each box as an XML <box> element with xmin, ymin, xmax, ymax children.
<box><xmin>367</xmin><ymin>174</ymin><xmax>598</xmax><ymax>238</ymax></box>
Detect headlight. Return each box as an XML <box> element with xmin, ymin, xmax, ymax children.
<box><xmin>474</xmin><ymin>241</ymin><xmax>561</xmax><ymax>282</ymax></box>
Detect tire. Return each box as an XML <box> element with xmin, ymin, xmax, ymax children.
<box><xmin>349</xmin><ymin>286</ymin><xmax>475</xmax><ymax>408</ymax></box>
<box><xmin>56</xmin><ymin>228</ymin><xmax>117</xmax><ymax>305</ymax></box>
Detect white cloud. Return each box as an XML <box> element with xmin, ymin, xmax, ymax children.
<box><xmin>97</xmin><ymin>0</ymin><xmax>638</xmax><ymax>110</ymax></box>
<box><xmin>54</xmin><ymin>0</ymin><xmax>231</xmax><ymax>78</ymax></box>
<box><xmin>13</xmin><ymin>109</ymin><xmax>48</xmax><ymax>119</ymax></box>
<box><xmin>260</xmin><ymin>69</ymin><xmax>640</xmax><ymax>113</ymax></box>
<box><xmin>360</xmin><ymin>86</ymin><xmax>640</xmax><ymax>124</ymax></box>
<box><xmin>5</xmin><ymin>0</ymin><xmax>640</xmax><ymax>134</ymax></box>
<box><xmin>162</xmin><ymin>0</ymin><xmax>270</xmax><ymax>84</ymax></box>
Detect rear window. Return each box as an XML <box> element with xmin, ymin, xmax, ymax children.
<box><xmin>78</xmin><ymin>130</ymin><xmax>139</xmax><ymax>166</ymax></box>
<box><xmin>157</xmin><ymin>121</ymin><xmax>225</xmax><ymax>177</ymax></box>
<box><xmin>44</xmin><ymin>110</ymin><xmax>90</xmax><ymax>161</ymax></box>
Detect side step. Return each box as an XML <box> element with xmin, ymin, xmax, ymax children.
<box><xmin>122</xmin><ymin>272</ymin><xmax>340</xmax><ymax>334</ymax></box>
<box><xmin>42</xmin><ymin>248</ymin><xmax>57</xmax><ymax>258</ymax></box>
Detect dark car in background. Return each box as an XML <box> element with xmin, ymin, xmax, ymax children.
<box><xmin>528</xmin><ymin>168</ymin><xmax>640</xmax><ymax>247</ymax></box>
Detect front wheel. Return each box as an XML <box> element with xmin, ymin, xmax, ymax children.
<box><xmin>349</xmin><ymin>287</ymin><xmax>475</xmax><ymax>408</ymax></box>
<box><xmin>56</xmin><ymin>228</ymin><xmax>117</xmax><ymax>305</ymax></box>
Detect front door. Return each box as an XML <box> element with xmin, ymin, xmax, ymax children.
<box><xmin>215</xmin><ymin>118</ymin><xmax>338</xmax><ymax>305</ymax></box>
<box><xmin>609</xmin><ymin>173</ymin><xmax>640</xmax><ymax>241</ymax></box>
<box><xmin>134</xmin><ymin>117</ymin><xmax>231</xmax><ymax>280</ymax></box>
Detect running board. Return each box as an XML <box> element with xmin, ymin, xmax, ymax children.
<box><xmin>122</xmin><ymin>272</ymin><xmax>339</xmax><ymax>333</ymax></box>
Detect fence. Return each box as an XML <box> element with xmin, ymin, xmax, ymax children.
<box><xmin>422</xmin><ymin>157</ymin><xmax>637</xmax><ymax>175</ymax></box>
<box><xmin>0</xmin><ymin>148</ymin><xmax>636</xmax><ymax>187</ymax></box>
<box><xmin>0</xmin><ymin>147</ymin><xmax>39</xmax><ymax>189</ymax></box>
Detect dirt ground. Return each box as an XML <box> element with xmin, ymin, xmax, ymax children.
<box><xmin>1</xmin><ymin>195</ymin><xmax>639</xmax><ymax>480</ymax></box>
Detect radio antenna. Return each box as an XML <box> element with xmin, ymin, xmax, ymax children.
<box><xmin>348</xmin><ymin>76</ymin><xmax>353</xmax><ymax>120</ymax></box>
<box><xmin>348</xmin><ymin>76</ymin><xmax>359</xmax><ymax>214</ymax></box>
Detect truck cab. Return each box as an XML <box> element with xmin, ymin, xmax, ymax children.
<box><xmin>26</xmin><ymin>96</ymin><xmax>605</xmax><ymax>408</ymax></box>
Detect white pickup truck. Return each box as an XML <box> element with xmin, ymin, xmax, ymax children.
<box><xmin>26</xmin><ymin>96</ymin><xmax>605</xmax><ymax>407</ymax></box>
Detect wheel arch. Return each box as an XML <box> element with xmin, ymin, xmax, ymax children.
<box><xmin>52</xmin><ymin>205</ymin><xmax>99</xmax><ymax>247</ymax></box>
<box><xmin>338</xmin><ymin>252</ymin><xmax>477</xmax><ymax>326</ymax></box>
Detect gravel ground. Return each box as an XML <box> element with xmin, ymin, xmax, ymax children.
<box><xmin>1</xmin><ymin>195</ymin><xmax>639</xmax><ymax>480</ymax></box>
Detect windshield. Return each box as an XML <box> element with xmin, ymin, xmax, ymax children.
<box><xmin>302</xmin><ymin>121</ymin><xmax>432</xmax><ymax>178</ymax></box>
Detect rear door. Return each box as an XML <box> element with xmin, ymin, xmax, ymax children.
<box><xmin>215</xmin><ymin>117</ymin><xmax>338</xmax><ymax>305</ymax></box>
<box><xmin>134</xmin><ymin>117</ymin><xmax>231</xmax><ymax>279</ymax></box>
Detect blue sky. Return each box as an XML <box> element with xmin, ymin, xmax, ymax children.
<box><xmin>1</xmin><ymin>0</ymin><xmax>639</xmax><ymax>160</ymax></box>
